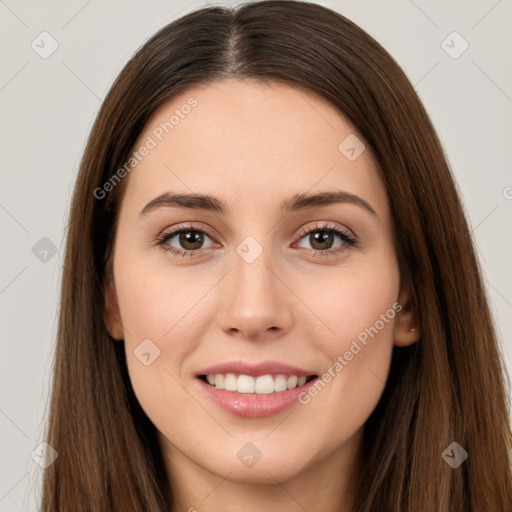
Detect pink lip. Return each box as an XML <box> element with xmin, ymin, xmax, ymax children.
<box><xmin>195</xmin><ymin>360</ymin><xmax>317</xmax><ymax>378</ymax></box>
<box><xmin>195</xmin><ymin>376</ymin><xmax>319</xmax><ymax>418</ymax></box>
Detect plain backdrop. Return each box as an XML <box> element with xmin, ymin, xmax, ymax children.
<box><xmin>1</xmin><ymin>0</ymin><xmax>511</xmax><ymax>510</ymax></box>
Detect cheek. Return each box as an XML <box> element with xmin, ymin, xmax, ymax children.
<box><xmin>304</xmin><ymin>252</ymin><xmax>399</xmax><ymax>350</ymax></box>
<box><xmin>115</xmin><ymin>248</ymin><xmax>211</xmax><ymax>349</ymax></box>
<box><xmin>115</xmin><ymin>255</ymin><xmax>227</xmax><ymax>429</ymax></box>
<box><xmin>294</xmin><ymin>257</ymin><xmax>400</xmax><ymax>445</ymax></box>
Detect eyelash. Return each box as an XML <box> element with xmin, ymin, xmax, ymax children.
<box><xmin>154</xmin><ymin>222</ymin><xmax>358</xmax><ymax>259</ymax></box>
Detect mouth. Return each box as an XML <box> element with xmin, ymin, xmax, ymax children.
<box><xmin>198</xmin><ymin>373</ymin><xmax>319</xmax><ymax>395</ymax></box>
<box><xmin>195</xmin><ymin>372</ymin><xmax>320</xmax><ymax>418</ymax></box>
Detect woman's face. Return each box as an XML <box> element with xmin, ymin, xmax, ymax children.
<box><xmin>106</xmin><ymin>78</ymin><xmax>416</xmax><ymax>487</ymax></box>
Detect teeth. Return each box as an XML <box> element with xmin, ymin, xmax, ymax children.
<box><xmin>255</xmin><ymin>375</ymin><xmax>274</xmax><ymax>394</ymax></box>
<box><xmin>274</xmin><ymin>374</ymin><xmax>287</xmax><ymax>392</ymax></box>
<box><xmin>237</xmin><ymin>374</ymin><xmax>255</xmax><ymax>393</ymax></box>
<box><xmin>224</xmin><ymin>373</ymin><xmax>238</xmax><ymax>391</ymax></box>
<box><xmin>203</xmin><ymin>373</ymin><xmax>314</xmax><ymax>394</ymax></box>
<box><xmin>214</xmin><ymin>374</ymin><xmax>224</xmax><ymax>389</ymax></box>
<box><xmin>287</xmin><ymin>375</ymin><xmax>298</xmax><ymax>389</ymax></box>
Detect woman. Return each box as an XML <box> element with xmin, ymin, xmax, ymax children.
<box><xmin>41</xmin><ymin>1</ymin><xmax>512</xmax><ymax>510</ymax></box>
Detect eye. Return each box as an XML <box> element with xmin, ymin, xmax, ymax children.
<box><xmin>293</xmin><ymin>222</ymin><xmax>358</xmax><ymax>257</ymax></box>
<box><xmin>154</xmin><ymin>222</ymin><xmax>358</xmax><ymax>259</ymax></box>
<box><xmin>154</xmin><ymin>224</ymin><xmax>217</xmax><ymax>258</ymax></box>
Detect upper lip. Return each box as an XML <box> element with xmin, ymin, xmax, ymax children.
<box><xmin>196</xmin><ymin>360</ymin><xmax>318</xmax><ymax>378</ymax></box>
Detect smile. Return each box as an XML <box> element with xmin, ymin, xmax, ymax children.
<box><xmin>199</xmin><ymin>373</ymin><xmax>318</xmax><ymax>395</ymax></box>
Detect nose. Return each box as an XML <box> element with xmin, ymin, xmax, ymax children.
<box><xmin>216</xmin><ymin>246</ymin><xmax>293</xmax><ymax>340</ymax></box>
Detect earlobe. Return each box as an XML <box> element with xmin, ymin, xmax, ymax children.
<box><xmin>394</xmin><ymin>281</ymin><xmax>422</xmax><ymax>347</ymax></box>
<box><xmin>104</xmin><ymin>277</ymin><xmax>124</xmax><ymax>341</ymax></box>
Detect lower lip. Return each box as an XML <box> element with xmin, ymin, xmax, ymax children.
<box><xmin>195</xmin><ymin>377</ymin><xmax>318</xmax><ymax>418</ymax></box>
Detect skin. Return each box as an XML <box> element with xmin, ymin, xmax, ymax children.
<box><xmin>105</xmin><ymin>78</ymin><xmax>420</xmax><ymax>512</ymax></box>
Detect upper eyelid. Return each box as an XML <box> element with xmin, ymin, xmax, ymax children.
<box><xmin>163</xmin><ymin>223</ymin><xmax>218</xmax><ymax>242</ymax></box>
<box><xmin>295</xmin><ymin>222</ymin><xmax>355</xmax><ymax>239</ymax></box>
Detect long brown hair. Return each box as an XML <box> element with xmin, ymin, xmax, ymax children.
<box><xmin>41</xmin><ymin>1</ymin><xmax>512</xmax><ymax>510</ymax></box>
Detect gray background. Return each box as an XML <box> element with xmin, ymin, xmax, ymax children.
<box><xmin>1</xmin><ymin>0</ymin><xmax>511</xmax><ymax>509</ymax></box>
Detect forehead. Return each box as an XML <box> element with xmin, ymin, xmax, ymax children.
<box><xmin>120</xmin><ymin>78</ymin><xmax>389</xmax><ymax>221</ymax></box>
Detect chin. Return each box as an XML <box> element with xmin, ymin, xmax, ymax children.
<box><xmin>201</xmin><ymin>444</ymin><xmax>313</xmax><ymax>484</ymax></box>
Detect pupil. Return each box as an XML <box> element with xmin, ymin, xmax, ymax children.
<box><xmin>312</xmin><ymin>231</ymin><xmax>332</xmax><ymax>250</ymax></box>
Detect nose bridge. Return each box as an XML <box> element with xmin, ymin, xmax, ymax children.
<box><xmin>217</xmin><ymin>233</ymin><xmax>291</xmax><ymax>337</ymax></box>
<box><xmin>236</xmin><ymin>241</ymin><xmax>275</xmax><ymax>299</ymax></box>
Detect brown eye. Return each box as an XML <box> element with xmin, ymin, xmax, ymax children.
<box><xmin>176</xmin><ymin>230</ymin><xmax>205</xmax><ymax>251</ymax></box>
<box><xmin>295</xmin><ymin>224</ymin><xmax>357</xmax><ymax>256</ymax></box>
<box><xmin>307</xmin><ymin>230</ymin><xmax>336</xmax><ymax>251</ymax></box>
<box><xmin>155</xmin><ymin>226</ymin><xmax>216</xmax><ymax>257</ymax></box>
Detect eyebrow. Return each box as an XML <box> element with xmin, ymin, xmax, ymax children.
<box><xmin>139</xmin><ymin>190</ymin><xmax>377</xmax><ymax>217</ymax></box>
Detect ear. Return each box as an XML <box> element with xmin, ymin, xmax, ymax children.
<box><xmin>104</xmin><ymin>274</ymin><xmax>124</xmax><ymax>341</ymax></box>
<box><xmin>393</xmin><ymin>279</ymin><xmax>421</xmax><ymax>347</ymax></box>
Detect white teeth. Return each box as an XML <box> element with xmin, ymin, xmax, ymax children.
<box><xmin>224</xmin><ymin>373</ymin><xmax>238</xmax><ymax>391</ymax></box>
<box><xmin>214</xmin><ymin>374</ymin><xmax>225</xmax><ymax>390</ymax></box>
<box><xmin>286</xmin><ymin>375</ymin><xmax>298</xmax><ymax>389</ymax></box>
<box><xmin>255</xmin><ymin>375</ymin><xmax>274</xmax><ymax>394</ymax></box>
<box><xmin>203</xmin><ymin>373</ymin><xmax>314</xmax><ymax>394</ymax></box>
<box><xmin>237</xmin><ymin>374</ymin><xmax>255</xmax><ymax>393</ymax></box>
<box><xmin>274</xmin><ymin>374</ymin><xmax>287</xmax><ymax>392</ymax></box>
